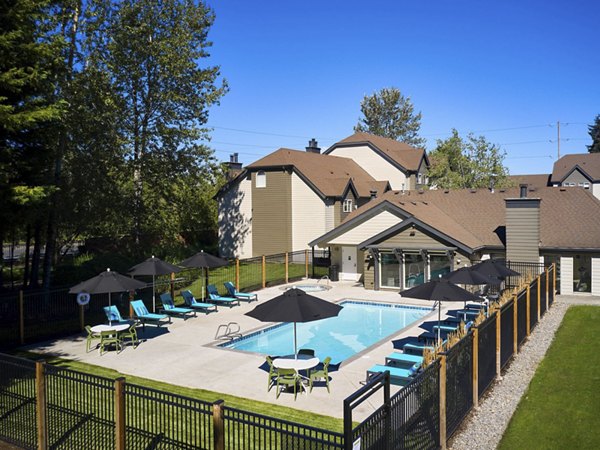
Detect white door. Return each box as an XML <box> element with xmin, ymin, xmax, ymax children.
<box><xmin>341</xmin><ymin>246</ymin><xmax>359</xmax><ymax>281</ymax></box>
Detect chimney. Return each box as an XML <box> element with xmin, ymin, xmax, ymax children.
<box><xmin>505</xmin><ymin>193</ymin><xmax>541</xmax><ymax>263</ymax></box>
<box><xmin>370</xmin><ymin>190</ymin><xmax>377</xmax><ymax>200</ymax></box>
<box><xmin>519</xmin><ymin>184</ymin><xmax>528</xmax><ymax>198</ymax></box>
<box><xmin>305</xmin><ymin>138</ymin><xmax>321</xmax><ymax>154</ymax></box>
<box><xmin>490</xmin><ymin>178</ymin><xmax>495</xmax><ymax>193</ymax></box>
<box><xmin>226</xmin><ymin>153</ymin><xmax>243</xmax><ymax>180</ymax></box>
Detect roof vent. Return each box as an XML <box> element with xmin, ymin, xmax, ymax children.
<box><xmin>418</xmin><ymin>189</ymin><xmax>424</xmax><ymax>194</ymax></box>
<box><xmin>305</xmin><ymin>138</ymin><xmax>321</xmax><ymax>154</ymax></box>
<box><xmin>499</xmin><ymin>189</ymin><xmax>506</xmax><ymax>193</ymax></box>
<box><xmin>444</xmin><ymin>189</ymin><xmax>449</xmax><ymax>194</ymax></box>
<box><xmin>470</xmin><ymin>189</ymin><xmax>477</xmax><ymax>193</ymax></box>
<box><xmin>369</xmin><ymin>190</ymin><xmax>377</xmax><ymax>199</ymax></box>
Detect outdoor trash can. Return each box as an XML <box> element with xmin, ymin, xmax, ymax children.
<box><xmin>329</xmin><ymin>265</ymin><xmax>339</xmax><ymax>282</ymax></box>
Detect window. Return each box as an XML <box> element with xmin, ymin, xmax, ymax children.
<box><xmin>417</xmin><ymin>173</ymin><xmax>422</xmax><ymax>184</ymax></box>
<box><xmin>343</xmin><ymin>199</ymin><xmax>353</xmax><ymax>213</ymax></box>
<box><xmin>256</xmin><ymin>171</ymin><xmax>266</xmax><ymax>188</ymax></box>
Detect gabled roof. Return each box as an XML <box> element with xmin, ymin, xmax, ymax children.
<box><xmin>551</xmin><ymin>153</ymin><xmax>600</xmax><ymax>183</ymax></box>
<box><xmin>509</xmin><ymin>174</ymin><xmax>551</xmax><ymax>189</ymax></box>
<box><xmin>324</xmin><ymin>132</ymin><xmax>427</xmax><ymax>173</ymax></box>
<box><xmin>319</xmin><ymin>186</ymin><xmax>600</xmax><ymax>252</ymax></box>
<box><xmin>246</xmin><ymin>148</ymin><xmax>388</xmax><ymax>198</ymax></box>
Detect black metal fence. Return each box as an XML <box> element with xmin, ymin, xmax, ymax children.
<box><xmin>477</xmin><ymin>312</ymin><xmax>497</xmax><ymax>397</ymax></box>
<box><xmin>516</xmin><ymin>290</ymin><xmax>528</xmax><ymax>346</ymax></box>
<box><xmin>500</xmin><ymin>301</ymin><xmax>515</xmax><ymax>369</ymax></box>
<box><xmin>529</xmin><ymin>280</ymin><xmax>538</xmax><ymax>332</ymax></box>
<box><xmin>444</xmin><ymin>335</ymin><xmax>473</xmax><ymax>439</ymax></box>
<box><xmin>539</xmin><ymin>271</ymin><xmax>547</xmax><ymax>316</ymax></box>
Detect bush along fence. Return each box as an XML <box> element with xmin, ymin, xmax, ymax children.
<box><xmin>0</xmin><ymin>264</ymin><xmax>556</xmax><ymax>450</ymax></box>
<box><xmin>343</xmin><ymin>263</ymin><xmax>556</xmax><ymax>450</ymax></box>
<box><xmin>0</xmin><ymin>249</ymin><xmax>329</xmax><ymax>349</ymax></box>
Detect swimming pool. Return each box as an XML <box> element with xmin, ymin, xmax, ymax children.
<box><xmin>219</xmin><ymin>301</ymin><xmax>433</xmax><ymax>364</ymax></box>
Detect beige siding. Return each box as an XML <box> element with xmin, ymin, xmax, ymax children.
<box><xmin>329</xmin><ymin>211</ymin><xmax>402</xmax><ymax>245</ymax></box>
<box><xmin>218</xmin><ymin>176</ymin><xmax>252</xmax><ymax>258</ymax></box>
<box><xmin>562</xmin><ymin>170</ymin><xmax>589</xmax><ymax>186</ymax></box>
<box><xmin>325</xmin><ymin>200</ymin><xmax>335</xmax><ymax>231</ymax></box>
<box><xmin>505</xmin><ymin>200</ymin><xmax>540</xmax><ymax>263</ymax></box>
<box><xmin>560</xmin><ymin>256</ymin><xmax>573</xmax><ymax>294</ymax></box>
<box><xmin>380</xmin><ymin>227</ymin><xmax>441</xmax><ymax>248</ymax></box>
<box><xmin>252</xmin><ymin>171</ymin><xmax>292</xmax><ymax>255</ymax></box>
<box><xmin>592</xmin><ymin>258</ymin><xmax>600</xmax><ymax>296</ymax></box>
<box><xmin>333</xmin><ymin>201</ymin><xmax>341</xmax><ymax>227</ymax></box>
<box><xmin>291</xmin><ymin>172</ymin><xmax>328</xmax><ymax>251</ymax></box>
<box><xmin>327</xmin><ymin>145</ymin><xmax>408</xmax><ymax>190</ymax></box>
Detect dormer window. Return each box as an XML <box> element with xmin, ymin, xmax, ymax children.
<box><xmin>343</xmin><ymin>199</ymin><xmax>353</xmax><ymax>213</ymax></box>
<box><xmin>256</xmin><ymin>171</ymin><xmax>266</xmax><ymax>188</ymax></box>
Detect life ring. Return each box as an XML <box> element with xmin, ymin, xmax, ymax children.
<box><xmin>76</xmin><ymin>292</ymin><xmax>90</xmax><ymax>306</ymax></box>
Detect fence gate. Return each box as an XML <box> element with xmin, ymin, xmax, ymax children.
<box><xmin>343</xmin><ymin>371</ymin><xmax>391</xmax><ymax>450</ymax></box>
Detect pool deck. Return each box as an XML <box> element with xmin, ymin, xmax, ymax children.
<box><xmin>24</xmin><ymin>281</ymin><xmax>457</xmax><ymax>422</ymax></box>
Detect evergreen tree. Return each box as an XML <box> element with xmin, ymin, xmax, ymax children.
<box><xmin>355</xmin><ymin>87</ymin><xmax>425</xmax><ymax>147</ymax></box>
<box><xmin>587</xmin><ymin>114</ymin><xmax>600</xmax><ymax>153</ymax></box>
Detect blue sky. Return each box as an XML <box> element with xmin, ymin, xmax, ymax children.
<box><xmin>204</xmin><ymin>0</ymin><xmax>598</xmax><ymax>175</ymax></box>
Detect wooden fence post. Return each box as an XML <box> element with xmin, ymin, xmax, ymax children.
<box><xmin>545</xmin><ymin>267</ymin><xmax>550</xmax><ymax>311</ymax></box>
<box><xmin>115</xmin><ymin>377</ymin><xmax>126</xmax><ymax>450</ymax></box>
<box><xmin>235</xmin><ymin>259</ymin><xmax>240</xmax><ymax>291</ymax></box>
<box><xmin>285</xmin><ymin>252</ymin><xmax>289</xmax><ymax>284</ymax></box>
<box><xmin>19</xmin><ymin>290</ymin><xmax>25</xmax><ymax>345</ymax></box>
<box><xmin>496</xmin><ymin>311</ymin><xmax>501</xmax><ymax>377</ymax></box>
<box><xmin>305</xmin><ymin>249</ymin><xmax>309</xmax><ymax>278</ymax></box>
<box><xmin>213</xmin><ymin>400</ymin><xmax>225</xmax><ymax>450</ymax></box>
<box><xmin>36</xmin><ymin>361</ymin><xmax>47</xmax><ymax>450</ymax></box>
<box><xmin>472</xmin><ymin>327</ymin><xmax>479</xmax><ymax>408</ymax></box>
<box><xmin>552</xmin><ymin>263</ymin><xmax>556</xmax><ymax>302</ymax></box>
<box><xmin>439</xmin><ymin>355</ymin><xmax>447</xmax><ymax>450</ymax></box>
<box><xmin>80</xmin><ymin>305</ymin><xmax>85</xmax><ymax>332</ymax></box>
<box><xmin>537</xmin><ymin>275</ymin><xmax>541</xmax><ymax>321</ymax></box>
<box><xmin>262</xmin><ymin>256</ymin><xmax>266</xmax><ymax>289</ymax></box>
<box><xmin>526</xmin><ymin>285</ymin><xmax>530</xmax><ymax>336</ymax></box>
<box><xmin>513</xmin><ymin>294</ymin><xmax>518</xmax><ymax>354</ymax></box>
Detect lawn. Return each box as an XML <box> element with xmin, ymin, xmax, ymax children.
<box><xmin>13</xmin><ymin>350</ymin><xmax>346</xmax><ymax>434</ymax></box>
<box><xmin>498</xmin><ymin>305</ymin><xmax>600</xmax><ymax>450</ymax></box>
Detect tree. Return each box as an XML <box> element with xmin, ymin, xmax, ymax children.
<box><xmin>428</xmin><ymin>129</ymin><xmax>510</xmax><ymax>189</ymax></box>
<box><xmin>587</xmin><ymin>114</ymin><xmax>600</xmax><ymax>153</ymax></box>
<box><xmin>354</xmin><ymin>87</ymin><xmax>426</xmax><ymax>147</ymax></box>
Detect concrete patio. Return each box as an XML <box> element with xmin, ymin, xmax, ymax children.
<box><xmin>24</xmin><ymin>281</ymin><xmax>455</xmax><ymax>421</ymax></box>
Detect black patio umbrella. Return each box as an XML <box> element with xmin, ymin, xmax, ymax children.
<box><xmin>470</xmin><ymin>260</ymin><xmax>520</xmax><ymax>278</ymax></box>
<box><xmin>246</xmin><ymin>288</ymin><xmax>343</xmax><ymax>358</ymax></box>
<box><xmin>179</xmin><ymin>250</ymin><xmax>228</xmax><ymax>301</ymax></box>
<box><xmin>442</xmin><ymin>267</ymin><xmax>501</xmax><ymax>286</ymax></box>
<box><xmin>129</xmin><ymin>256</ymin><xmax>183</xmax><ymax>312</ymax></box>
<box><xmin>400</xmin><ymin>279</ymin><xmax>481</xmax><ymax>342</ymax></box>
<box><xmin>69</xmin><ymin>268</ymin><xmax>147</xmax><ymax>325</ymax></box>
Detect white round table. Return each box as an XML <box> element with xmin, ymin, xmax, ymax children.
<box><xmin>90</xmin><ymin>323</ymin><xmax>130</xmax><ymax>333</ymax></box>
<box><xmin>272</xmin><ymin>357</ymin><xmax>319</xmax><ymax>371</ymax></box>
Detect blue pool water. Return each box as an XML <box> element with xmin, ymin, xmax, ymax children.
<box><xmin>220</xmin><ymin>301</ymin><xmax>433</xmax><ymax>364</ymax></box>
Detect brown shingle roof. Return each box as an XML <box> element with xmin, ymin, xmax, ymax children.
<box><xmin>247</xmin><ymin>148</ymin><xmax>386</xmax><ymax>198</ymax></box>
<box><xmin>344</xmin><ymin>187</ymin><xmax>600</xmax><ymax>250</ymax></box>
<box><xmin>509</xmin><ymin>174</ymin><xmax>551</xmax><ymax>189</ymax></box>
<box><xmin>551</xmin><ymin>153</ymin><xmax>600</xmax><ymax>183</ymax></box>
<box><xmin>330</xmin><ymin>132</ymin><xmax>426</xmax><ymax>172</ymax></box>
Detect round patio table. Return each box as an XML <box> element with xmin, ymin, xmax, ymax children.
<box><xmin>272</xmin><ymin>357</ymin><xmax>319</xmax><ymax>371</ymax></box>
<box><xmin>90</xmin><ymin>323</ymin><xmax>130</xmax><ymax>334</ymax></box>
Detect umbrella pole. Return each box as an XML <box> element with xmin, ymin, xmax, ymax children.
<box><xmin>294</xmin><ymin>322</ymin><xmax>298</xmax><ymax>359</ymax></box>
<box><xmin>202</xmin><ymin>268</ymin><xmax>205</xmax><ymax>301</ymax></box>
<box><xmin>153</xmin><ymin>275</ymin><xmax>156</xmax><ymax>313</ymax></box>
<box><xmin>109</xmin><ymin>292</ymin><xmax>112</xmax><ymax>326</ymax></box>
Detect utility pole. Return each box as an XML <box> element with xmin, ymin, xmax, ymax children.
<box><xmin>557</xmin><ymin>121</ymin><xmax>560</xmax><ymax>159</ymax></box>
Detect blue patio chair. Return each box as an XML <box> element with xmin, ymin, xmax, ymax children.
<box><xmin>207</xmin><ymin>284</ymin><xmax>240</xmax><ymax>307</ymax></box>
<box><xmin>384</xmin><ymin>352</ymin><xmax>424</xmax><ymax>370</ymax></box>
<box><xmin>223</xmin><ymin>282</ymin><xmax>258</xmax><ymax>302</ymax></box>
<box><xmin>181</xmin><ymin>290</ymin><xmax>218</xmax><ymax>314</ymax></box>
<box><xmin>130</xmin><ymin>300</ymin><xmax>170</xmax><ymax>330</ymax></box>
<box><xmin>366</xmin><ymin>364</ymin><xmax>419</xmax><ymax>385</ymax></box>
<box><xmin>103</xmin><ymin>305</ymin><xmax>134</xmax><ymax>325</ymax></box>
<box><xmin>159</xmin><ymin>293</ymin><xmax>196</xmax><ymax>320</ymax></box>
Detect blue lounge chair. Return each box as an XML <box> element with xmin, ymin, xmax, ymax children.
<box><xmin>207</xmin><ymin>284</ymin><xmax>240</xmax><ymax>307</ymax></box>
<box><xmin>384</xmin><ymin>352</ymin><xmax>423</xmax><ymax>370</ymax></box>
<box><xmin>181</xmin><ymin>290</ymin><xmax>218</xmax><ymax>314</ymax></box>
<box><xmin>224</xmin><ymin>282</ymin><xmax>258</xmax><ymax>302</ymax></box>
<box><xmin>159</xmin><ymin>293</ymin><xmax>196</xmax><ymax>320</ymax></box>
<box><xmin>403</xmin><ymin>342</ymin><xmax>435</xmax><ymax>355</ymax></box>
<box><xmin>103</xmin><ymin>305</ymin><xmax>134</xmax><ymax>325</ymax></box>
<box><xmin>366</xmin><ymin>364</ymin><xmax>418</xmax><ymax>385</ymax></box>
<box><xmin>130</xmin><ymin>300</ymin><xmax>170</xmax><ymax>330</ymax></box>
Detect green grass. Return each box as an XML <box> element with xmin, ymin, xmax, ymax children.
<box><xmin>13</xmin><ymin>350</ymin><xmax>345</xmax><ymax>433</ymax></box>
<box><xmin>498</xmin><ymin>305</ymin><xmax>600</xmax><ymax>450</ymax></box>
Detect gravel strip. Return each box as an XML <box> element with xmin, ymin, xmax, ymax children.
<box><xmin>449</xmin><ymin>299</ymin><xmax>570</xmax><ymax>450</ymax></box>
